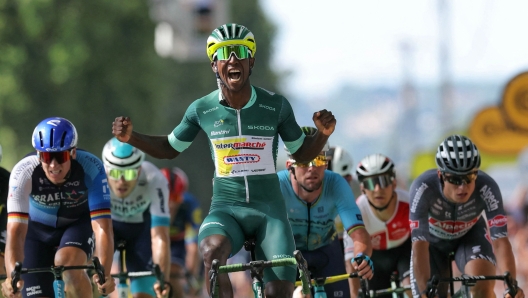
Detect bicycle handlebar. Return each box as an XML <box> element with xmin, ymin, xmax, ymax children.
<box><xmin>11</xmin><ymin>257</ymin><xmax>105</xmax><ymax>294</ymax></box>
<box><xmin>294</xmin><ymin>250</ymin><xmax>312</xmax><ymax>295</ymax></box>
<box><xmin>425</xmin><ymin>272</ymin><xmax>518</xmax><ymax>298</ymax></box>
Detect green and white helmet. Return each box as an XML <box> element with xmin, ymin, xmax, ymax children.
<box><xmin>206</xmin><ymin>23</ymin><xmax>257</xmax><ymax>61</ymax></box>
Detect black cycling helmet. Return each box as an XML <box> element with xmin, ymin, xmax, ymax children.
<box><xmin>435</xmin><ymin>135</ymin><xmax>481</xmax><ymax>175</ymax></box>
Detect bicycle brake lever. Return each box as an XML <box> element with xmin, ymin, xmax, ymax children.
<box><xmin>153</xmin><ymin>265</ymin><xmax>166</xmax><ymax>293</ymax></box>
<box><xmin>503</xmin><ymin>271</ymin><xmax>518</xmax><ymax>297</ymax></box>
<box><xmin>11</xmin><ymin>262</ymin><xmax>22</xmax><ymax>294</ymax></box>
<box><xmin>92</xmin><ymin>256</ymin><xmax>107</xmax><ymax>297</ymax></box>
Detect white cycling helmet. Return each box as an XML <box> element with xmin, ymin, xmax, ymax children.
<box><xmin>356</xmin><ymin>154</ymin><xmax>395</xmax><ymax>181</ymax></box>
<box><xmin>435</xmin><ymin>135</ymin><xmax>480</xmax><ymax>175</ymax></box>
<box><xmin>328</xmin><ymin>146</ymin><xmax>353</xmax><ymax>176</ymax></box>
<box><xmin>102</xmin><ymin>137</ymin><xmax>145</xmax><ymax>169</ymax></box>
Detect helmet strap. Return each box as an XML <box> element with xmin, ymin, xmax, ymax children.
<box><xmin>368</xmin><ymin>191</ymin><xmax>395</xmax><ymax>212</ymax></box>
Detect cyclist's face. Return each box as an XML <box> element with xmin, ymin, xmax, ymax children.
<box><xmin>287</xmin><ymin>160</ymin><xmax>326</xmax><ymax>192</ymax></box>
<box><xmin>361</xmin><ymin>175</ymin><xmax>396</xmax><ymax>209</ymax></box>
<box><xmin>107</xmin><ymin>169</ymin><xmax>140</xmax><ymax>198</ymax></box>
<box><xmin>40</xmin><ymin>149</ymin><xmax>76</xmax><ymax>185</ymax></box>
<box><xmin>437</xmin><ymin>170</ymin><xmax>476</xmax><ymax>203</ymax></box>
<box><xmin>212</xmin><ymin>55</ymin><xmax>254</xmax><ymax>92</ymax></box>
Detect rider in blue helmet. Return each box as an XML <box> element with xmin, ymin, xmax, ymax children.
<box><xmin>2</xmin><ymin>117</ymin><xmax>116</xmax><ymax>297</ymax></box>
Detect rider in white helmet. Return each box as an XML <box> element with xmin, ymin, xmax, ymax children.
<box><xmin>343</xmin><ymin>153</ymin><xmax>412</xmax><ymax>297</ymax></box>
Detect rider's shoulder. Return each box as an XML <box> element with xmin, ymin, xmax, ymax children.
<box><xmin>410</xmin><ymin>169</ymin><xmax>438</xmax><ymax>189</ymax></box>
<box><xmin>75</xmin><ymin>149</ymin><xmax>104</xmax><ymax>171</ymax></box>
<box><xmin>10</xmin><ymin>154</ymin><xmax>39</xmax><ymax>177</ymax></box>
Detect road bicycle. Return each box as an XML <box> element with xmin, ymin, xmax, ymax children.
<box><xmin>424</xmin><ymin>271</ymin><xmax>518</xmax><ymax>298</ymax></box>
<box><xmin>9</xmin><ymin>256</ymin><xmax>106</xmax><ymax>298</ymax></box>
<box><xmin>208</xmin><ymin>237</ymin><xmax>312</xmax><ymax>298</ymax></box>
<box><xmin>112</xmin><ymin>240</ymin><xmax>171</xmax><ymax>298</ymax></box>
<box><xmin>364</xmin><ymin>272</ymin><xmax>411</xmax><ymax>298</ymax></box>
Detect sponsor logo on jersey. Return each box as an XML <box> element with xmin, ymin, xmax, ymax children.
<box><xmin>480</xmin><ymin>185</ymin><xmax>498</xmax><ymax>212</ymax></box>
<box><xmin>258</xmin><ymin>104</ymin><xmax>276</xmax><ymax>111</ymax></box>
<box><xmin>33</xmin><ymin>193</ymin><xmax>62</xmax><ymax>203</ymax></box>
<box><xmin>63</xmin><ymin>181</ymin><xmax>80</xmax><ymax>187</ymax></box>
<box><xmin>411</xmin><ymin>183</ymin><xmax>428</xmax><ymax>213</ymax></box>
<box><xmin>214</xmin><ymin>119</ymin><xmax>224</xmax><ymax>127</ymax></box>
<box><xmin>247</xmin><ymin>125</ymin><xmax>275</xmax><ymax>131</ymax></box>
<box><xmin>224</xmin><ymin>154</ymin><xmax>260</xmax><ymax>164</ymax></box>
<box><xmin>409</xmin><ymin>220</ymin><xmax>419</xmax><ymax>230</ymax></box>
<box><xmin>356</xmin><ymin>214</ymin><xmax>363</xmax><ymax>221</ymax></box>
<box><xmin>202</xmin><ymin>107</ymin><xmax>218</xmax><ymax>114</ymax></box>
<box><xmin>64</xmin><ymin>190</ymin><xmax>86</xmax><ymax>202</ymax></box>
<box><xmin>429</xmin><ymin>217</ymin><xmax>479</xmax><ymax>234</ymax></box>
<box><xmin>215</xmin><ymin>141</ymin><xmax>266</xmax><ymax>150</ymax></box>
<box><xmin>211</xmin><ymin>130</ymin><xmax>230</xmax><ymax>136</ymax></box>
<box><xmin>488</xmin><ymin>214</ymin><xmax>507</xmax><ymax>227</ymax></box>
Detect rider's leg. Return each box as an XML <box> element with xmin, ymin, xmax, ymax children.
<box><xmin>265</xmin><ymin>280</ymin><xmax>295</xmax><ymax>298</ymax></box>
<box><xmin>200</xmin><ymin>234</ymin><xmax>233</xmax><ymax>298</ymax></box>
<box><xmin>55</xmin><ymin>246</ymin><xmax>92</xmax><ymax>298</ymax></box>
<box><xmin>464</xmin><ymin>258</ymin><xmax>496</xmax><ymax>298</ymax></box>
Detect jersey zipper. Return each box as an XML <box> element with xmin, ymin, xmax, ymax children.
<box><xmin>235</xmin><ymin>109</ymin><xmax>250</xmax><ymax>203</ymax></box>
<box><xmin>307</xmin><ymin>202</ymin><xmax>312</xmax><ymax>250</ymax></box>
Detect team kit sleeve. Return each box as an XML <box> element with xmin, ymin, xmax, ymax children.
<box><xmin>332</xmin><ymin>173</ymin><xmax>365</xmax><ymax>235</ymax></box>
<box><xmin>147</xmin><ymin>166</ymin><xmax>171</xmax><ymax>228</ymax></box>
<box><xmin>6</xmin><ymin>156</ymin><xmax>39</xmax><ymax>224</ymax></box>
<box><xmin>479</xmin><ymin>174</ymin><xmax>509</xmax><ymax>240</ymax></box>
<box><xmin>277</xmin><ymin>97</ymin><xmax>305</xmax><ymax>155</ymax></box>
<box><xmin>168</xmin><ymin>101</ymin><xmax>202</xmax><ymax>153</ymax></box>
<box><xmin>409</xmin><ymin>178</ymin><xmax>431</xmax><ymax>242</ymax></box>
<box><xmin>78</xmin><ymin>152</ymin><xmax>112</xmax><ymax>220</ymax></box>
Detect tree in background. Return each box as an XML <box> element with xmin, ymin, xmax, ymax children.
<box><xmin>0</xmin><ymin>0</ymin><xmax>280</xmax><ymax>210</ymax></box>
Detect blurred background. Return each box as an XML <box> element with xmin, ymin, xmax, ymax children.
<box><xmin>1</xmin><ymin>0</ymin><xmax>528</xmax><ymax>283</ymax></box>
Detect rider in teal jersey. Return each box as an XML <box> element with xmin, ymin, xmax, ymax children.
<box><xmin>112</xmin><ymin>23</ymin><xmax>337</xmax><ymax>298</ymax></box>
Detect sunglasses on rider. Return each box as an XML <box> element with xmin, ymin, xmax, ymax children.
<box><xmin>442</xmin><ymin>171</ymin><xmax>478</xmax><ymax>186</ymax></box>
<box><xmin>38</xmin><ymin>151</ymin><xmax>72</xmax><ymax>164</ymax></box>
<box><xmin>292</xmin><ymin>155</ymin><xmax>328</xmax><ymax>168</ymax></box>
<box><xmin>215</xmin><ymin>45</ymin><xmax>251</xmax><ymax>61</ymax></box>
<box><xmin>108</xmin><ymin>168</ymin><xmax>140</xmax><ymax>181</ymax></box>
<box><xmin>361</xmin><ymin>174</ymin><xmax>394</xmax><ymax>191</ymax></box>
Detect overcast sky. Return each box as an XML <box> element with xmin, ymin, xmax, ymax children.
<box><xmin>261</xmin><ymin>0</ymin><xmax>528</xmax><ymax>97</ymax></box>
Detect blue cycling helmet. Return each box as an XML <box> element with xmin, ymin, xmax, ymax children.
<box><xmin>32</xmin><ymin>117</ymin><xmax>78</xmax><ymax>152</ymax></box>
<box><xmin>102</xmin><ymin>137</ymin><xmax>145</xmax><ymax>169</ymax></box>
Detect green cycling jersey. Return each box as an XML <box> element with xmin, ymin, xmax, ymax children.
<box><xmin>168</xmin><ymin>86</ymin><xmax>305</xmax><ymax>203</ymax></box>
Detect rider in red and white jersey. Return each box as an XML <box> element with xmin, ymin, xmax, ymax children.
<box><xmin>409</xmin><ymin>135</ymin><xmax>524</xmax><ymax>298</ymax></box>
<box><xmin>343</xmin><ymin>154</ymin><xmax>411</xmax><ymax>297</ymax></box>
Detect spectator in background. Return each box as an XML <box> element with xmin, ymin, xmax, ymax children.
<box><xmin>160</xmin><ymin>167</ymin><xmax>203</xmax><ymax>298</ymax></box>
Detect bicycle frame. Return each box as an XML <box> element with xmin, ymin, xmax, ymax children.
<box><xmin>10</xmin><ymin>257</ymin><xmax>105</xmax><ymax>298</ymax></box>
<box><xmin>425</xmin><ymin>271</ymin><xmax>518</xmax><ymax>298</ymax></box>
<box><xmin>209</xmin><ymin>250</ymin><xmax>312</xmax><ymax>298</ymax></box>
<box><xmin>294</xmin><ymin>272</ymin><xmax>369</xmax><ymax>298</ymax></box>
<box><xmin>112</xmin><ymin>240</ymin><xmax>167</xmax><ymax>298</ymax></box>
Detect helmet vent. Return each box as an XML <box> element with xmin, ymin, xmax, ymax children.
<box><xmin>381</xmin><ymin>159</ymin><xmax>390</xmax><ymax>169</ymax></box>
<box><xmin>49</xmin><ymin>129</ymin><xmax>55</xmax><ymax>148</ymax></box>
<box><xmin>38</xmin><ymin>131</ymin><xmax>44</xmax><ymax>148</ymax></box>
<box><xmin>60</xmin><ymin>131</ymin><xmax>68</xmax><ymax>148</ymax></box>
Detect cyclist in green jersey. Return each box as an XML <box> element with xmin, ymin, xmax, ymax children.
<box><xmin>112</xmin><ymin>23</ymin><xmax>336</xmax><ymax>298</ymax></box>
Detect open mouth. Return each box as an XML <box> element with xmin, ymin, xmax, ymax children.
<box><xmin>228</xmin><ymin>69</ymin><xmax>241</xmax><ymax>81</ymax></box>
